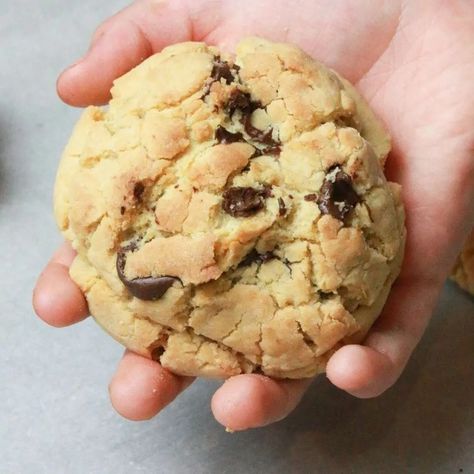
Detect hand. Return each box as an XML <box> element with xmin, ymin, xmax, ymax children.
<box><xmin>33</xmin><ymin>0</ymin><xmax>474</xmax><ymax>430</ymax></box>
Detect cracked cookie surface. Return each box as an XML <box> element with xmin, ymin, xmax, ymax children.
<box><xmin>55</xmin><ymin>37</ymin><xmax>406</xmax><ymax>378</ymax></box>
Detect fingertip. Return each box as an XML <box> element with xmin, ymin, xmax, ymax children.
<box><xmin>33</xmin><ymin>262</ymin><xmax>88</xmax><ymax>327</ymax></box>
<box><xmin>326</xmin><ymin>345</ymin><xmax>395</xmax><ymax>398</ymax></box>
<box><xmin>56</xmin><ymin>62</ymin><xmax>107</xmax><ymax>107</ymax></box>
<box><xmin>108</xmin><ymin>355</ymin><xmax>163</xmax><ymax>421</ymax></box>
<box><xmin>211</xmin><ymin>375</ymin><xmax>270</xmax><ymax>431</ymax></box>
<box><xmin>109</xmin><ymin>351</ymin><xmax>192</xmax><ymax>421</ymax></box>
<box><xmin>211</xmin><ymin>374</ymin><xmax>311</xmax><ymax>431</ymax></box>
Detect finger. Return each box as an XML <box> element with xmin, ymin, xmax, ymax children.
<box><xmin>326</xmin><ymin>274</ymin><xmax>443</xmax><ymax>398</ymax></box>
<box><xmin>109</xmin><ymin>350</ymin><xmax>194</xmax><ymax>421</ymax></box>
<box><xmin>57</xmin><ymin>0</ymin><xmax>195</xmax><ymax>106</ymax></box>
<box><xmin>211</xmin><ymin>374</ymin><xmax>312</xmax><ymax>431</ymax></box>
<box><xmin>33</xmin><ymin>242</ymin><xmax>89</xmax><ymax>327</ymax></box>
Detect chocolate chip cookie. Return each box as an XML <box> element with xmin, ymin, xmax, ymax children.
<box><xmin>451</xmin><ymin>230</ymin><xmax>474</xmax><ymax>295</ymax></box>
<box><xmin>54</xmin><ymin>37</ymin><xmax>406</xmax><ymax>378</ymax></box>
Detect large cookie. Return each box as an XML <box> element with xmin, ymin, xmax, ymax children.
<box><xmin>451</xmin><ymin>230</ymin><xmax>474</xmax><ymax>295</ymax></box>
<box><xmin>54</xmin><ymin>37</ymin><xmax>405</xmax><ymax>378</ymax></box>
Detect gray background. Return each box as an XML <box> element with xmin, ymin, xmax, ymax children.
<box><xmin>1</xmin><ymin>1</ymin><xmax>473</xmax><ymax>473</ymax></box>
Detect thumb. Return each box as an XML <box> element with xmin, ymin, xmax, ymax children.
<box><xmin>57</xmin><ymin>0</ymin><xmax>194</xmax><ymax>107</ymax></box>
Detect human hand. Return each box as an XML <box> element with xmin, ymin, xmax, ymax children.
<box><xmin>34</xmin><ymin>0</ymin><xmax>474</xmax><ymax>430</ymax></box>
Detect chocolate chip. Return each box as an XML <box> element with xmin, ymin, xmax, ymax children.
<box><xmin>127</xmin><ymin>276</ymin><xmax>177</xmax><ymax>300</ymax></box>
<box><xmin>222</xmin><ymin>186</ymin><xmax>269</xmax><ymax>217</ymax></box>
<box><xmin>133</xmin><ymin>182</ymin><xmax>145</xmax><ymax>202</ymax></box>
<box><xmin>259</xmin><ymin>184</ymin><xmax>274</xmax><ymax>198</ymax></box>
<box><xmin>116</xmin><ymin>244</ymin><xmax>133</xmax><ymax>280</ymax></box>
<box><xmin>304</xmin><ymin>193</ymin><xmax>318</xmax><ymax>202</ymax></box>
<box><xmin>251</xmin><ymin>144</ymin><xmax>281</xmax><ymax>157</ymax></box>
<box><xmin>202</xmin><ymin>59</ymin><xmax>241</xmax><ymax>99</ymax></box>
<box><xmin>116</xmin><ymin>245</ymin><xmax>181</xmax><ymax>300</ymax></box>
<box><xmin>317</xmin><ymin>166</ymin><xmax>360</xmax><ymax>222</ymax></box>
<box><xmin>278</xmin><ymin>197</ymin><xmax>286</xmax><ymax>216</ymax></box>
<box><xmin>226</xmin><ymin>90</ymin><xmax>256</xmax><ymax>115</ymax></box>
<box><xmin>120</xmin><ymin>206</ymin><xmax>126</xmax><ymax>215</ymax></box>
<box><xmin>261</xmin><ymin>144</ymin><xmax>281</xmax><ymax>156</ymax></box>
<box><xmin>243</xmin><ymin>115</ymin><xmax>271</xmax><ymax>142</ymax></box>
<box><xmin>224</xmin><ymin>91</ymin><xmax>282</xmax><ymax>149</ymax></box>
<box><xmin>210</xmin><ymin>58</ymin><xmax>235</xmax><ymax>85</ymax></box>
<box><xmin>238</xmin><ymin>249</ymin><xmax>276</xmax><ymax>268</ymax></box>
<box><xmin>215</xmin><ymin>126</ymin><xmax>244</xmax><ymax>144</ymax></box>
<box><xmin>241</xmin><ymin>114</ymin><xmax>281</xmax><ymax>153</ymax></box>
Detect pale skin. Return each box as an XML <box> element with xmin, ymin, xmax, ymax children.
<box><xmin>33</xmin><ymin>0</ymin><xmax>474</xmax><ymax>430</ymax></box>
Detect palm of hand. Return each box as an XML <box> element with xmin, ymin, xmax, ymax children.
<box><xmin>203</xmin><ymin>0</ymin><xmax>474</xmax><ymax>361</ymax></box>
<box><xmin>203</xmin><ymin>0</ymin><xmax>474</xmax><ymax>264</ymax></box>
<box><xmin>35</xmin><ymin>0</ymin><xmax>474</xmax><ymax>429</ymax></box>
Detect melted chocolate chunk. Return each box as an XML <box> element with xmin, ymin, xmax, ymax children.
<box><xmin>133</xmin><ymin>182</ymin><xmax>145</xmax><ymax>202</ymax></box>
<box><xmin>251</xmin><ymin>145</ymin><xmax>281</xmax><ymax>157</ymax></box>
<box><xmin>226</xmin><ymin>90</ymin><xmax>258</xmax><ymax>115</ymax></box>
<box><xmin>210</xmin><ymin>58</ymin><xmax>235</xmax><ymax>84</ymax></box>
<box><xmin>215</xmin><ymin>126</ymin><xmax>244</xmax><ymax>144</ymax></box>
<box><xmin>116</xmin><ymin>245</ymin><xmax>180</xmax><ymax>300</ymax></box>
<box><xmin>243</xmin><ymin>115</ymin><xmax>273</xmax><ymax>143</ymax></box>
<box><xmin>241</xmin><ymin>113</ymin><xmax>281</xmax><ymax>152</ymax></box>
<box><xmin>126</xmin><ymin>276</ymin><xmax>177</xmax><ymax>301</ymax></box>
<box><xmin>261</xmin><ymin>144</ymin><xmax>281</xmax><ymax>156</ymax></box>
<box><xmin>239</xmin><ymin>249</ymin><xmax>276</xmax><ymax>268</ymax></box>
<box><xmin>120</xmin><ymin>206</ymin><xmax>126</xmax><ymax>215</ymax></box>
<box><xmin>222</xmin><ymin>186</ymin><xmax>269</xmax><ymax>217</ymax></box>
<box><xmin>202</xmin><ymin>58</ymin><xmax>240</xmax><ymax>98</ymax></box>
<box><xmin>304</xmin><ymin>193</ymin><xmax>318</xmax><ymax>202</ymax></box>
<box><xmin>259</xmin><ymin>184</ymin><xmax>274</xmax><ymax>198</ymax></box>
<box><xmin>224</xmin><ymin>90</ymin><xmax>282</xmax><ymax>149</ymax></box>
<box><xmin>317</xmin><ymin>166</ymin><xmax>360</xmax><ymax>222</ymax></box>
<box><xmin>278</xmin><ymin>197</ymin><xmax>286</xmax><ymax>216</ymax></box>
